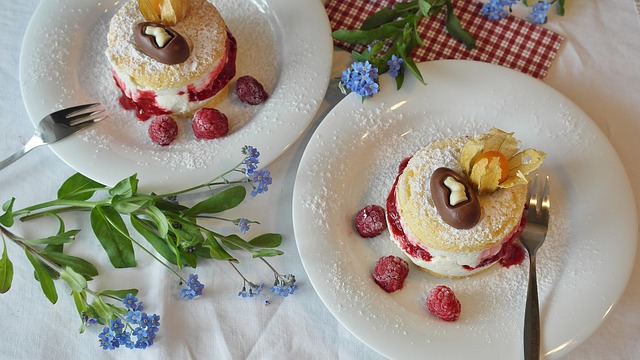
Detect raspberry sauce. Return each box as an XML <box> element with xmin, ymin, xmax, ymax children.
<box><xmin>385</xmin><ymin>157</ymin><xmax>433</xmax><ymax>262</ymax></box>
<box><xmin>113</xmin><ymin>30</ymin><xmax>238</xmax><ymax>121</ymax></box>
<box><xmin>385</xmin><ymin>155</ymin><xmax>527</xmax><ymax>271</ymax></box>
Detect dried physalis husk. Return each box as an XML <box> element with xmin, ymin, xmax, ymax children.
<box><xmin>138</xmin><ymin>0</ymin><xmax>191</xmax><ymax>26</ymax></box>
<box><xmin>461</xmin><ymin>128</ymin><xmax>546</xmax><ymax>194</ymax></box>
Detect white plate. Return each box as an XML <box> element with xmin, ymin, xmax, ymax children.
<box><xmin>292</xmin><ymin>60</ymin><xmax>637</xmax><ymax>359</ymax></box>
<box><xmin>19</xmin><ymin>0</ymin><xmax>332</xmax><ymax>192</ymax></box>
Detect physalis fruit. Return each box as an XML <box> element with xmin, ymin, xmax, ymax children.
<box><xmin>138</xmin><ymin>0</ymin><xmax>191</xmax><ymax>26</ymax></box>
<box><xmin>460</xmin><ymin>128</ymin><xmax>546</xmax><ymax>194</ymax></box>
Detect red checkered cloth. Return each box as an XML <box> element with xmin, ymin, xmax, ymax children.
<box><xmin>326</xmin><ymin>0</ymin><xmax>564</xmax><ymax>79</ymax></box>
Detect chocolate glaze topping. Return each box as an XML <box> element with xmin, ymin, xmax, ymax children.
<box><xmin>430</xmin><ymin>167</ymin><xmax>481</xmax><ymax>229</ymax></box>
<box><xmin>134</xmin><ymin>22</ymin><xmax>190</xmax><ymax>65</ymax></box>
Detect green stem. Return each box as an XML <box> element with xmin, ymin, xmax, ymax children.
<box><xmin>19</xmin><ymin>206</ymin><xmax>91</xmax><ymax>222</ymax></box>
<box><xmin>14</xmin><ymin>199</ymin><xmax>109</xmax><ymax>218</ymax></box>
<box><xmin>129</xmin><ymin>235</ymin><xmax>185</xmax><ymax>282</ymax></box>
<box><xmin>156</xmin><ymin>165</ymin><xmax>247</xmax><ymax>198</ymax></box>
<box><xmin>0</xmin><ymin>226</ymin><xmax>65</xmax><ymax>274</ymax></box>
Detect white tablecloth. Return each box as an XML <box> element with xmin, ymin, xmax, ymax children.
<box><xmin>1</xmin><ymin>0</ymin><xmax>639</xmax><ymax>359</ymax></box>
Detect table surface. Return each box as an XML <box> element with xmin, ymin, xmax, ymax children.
<box><xmin>1</xmin><ymin>0</ymin><xmax>639</xmax><ymax>359</ymax></box>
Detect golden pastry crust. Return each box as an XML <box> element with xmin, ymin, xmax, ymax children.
<box><xmin>396</xmin><ymin>136</ymin><xmax>526</xmax><ymax>253</ymax></box>
<box><xmin>106</xmin><ymin>0</ymin><xmax>228</xmax><ymax>89</ymax></box>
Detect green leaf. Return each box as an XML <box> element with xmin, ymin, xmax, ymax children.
<box><xmin>57</xmin><ymin>173</ymin><xmax>106</xmax><ymax>200</ymax></box>
<box><xmin>394</xmin><ymin>0</ymin><xmax>419</xmax><ymax>11</ymax></box>
<box><xmin>361</xmin><ymin>8</ymin><xmax>400</xmax><ymax>30</ymax></box>
<box><xmin>72</xmin><ymin>291</ymin><xmax>88</xmax><ymax>333</ymax></box>
<box><xmin>0</xmin><ymin>198</ymin><xmax>15</xmax><ymax>227</ymax></box>
<box><xmin>91</xmin><ymin>297</ymin><xmax>114</xmax><ymax>321</ymax></box>
<box><xmin>180</xmin><ymin>250</ymin><xmax>197</xmax><ymax>268</ymax></box>
<box><xmin>108</xmin><ymin>174</ymin><xmax>139</xmax><ymax>198</ymax></box>
<box><xmin>153</xmin><ymin>197</ymin><xmax>189</xmax><ymax>213</ymax></box>
<box><xmin>25</xmin><ymin>230</ymin><xmax>80</xmax><ymax>246</ymax></box>
<box><xmin>251</xmin><ymin>249</ymin><xmax>284</xmax><ymax>258</ymax></box>
<box><xmin>111</xmin><ymin>195</ymin><xmax>153</xmax><ymax>214</ymax></box>
<box><xmin>0</xmin><ymin>238</ymin><xmax>14</xmax><ymax>293</ymax></box>
<box><xmin>249</xmin><ymin>233</ymin><xmax>282</xmax><ymax>248</ymax></box>
<box><xmin>412</xmin><ymin>16</ymin><xmax>425</xmax><ymax>46</ymax></box>
<box><xmin>130</xmin><ymin>215</ymin><xmax>179</xmax><ymax>265</ymax></box>
<box><xmin>444</xmin><ymin>2</ymin><xmax>476</xmax><ymax>49</ymax></box>
<box><xmin>24</xmin><ymin>250</ymin><xmax>58</xmax><ymax>304</ymax></box>
<box><xmin>98</xmin><ymin>288</ymin><xmax>139</xmax><ymax>298</ymax></box>
<box><xmin>395</xmin><ymin>71</ymin><xmax>405</xmax><ymax>90</ymax></box>
<box><xmin>397</xmin><ymin>42</ymin><xmax>426</xmax><ymax>85</ymax></box>
<box><xmin>146</xmin><ymin>205</ymin><xmax>169</xmax><ymax>238</ymax></box>
<box><xmin>556</xmin><ymin>0</ymin><xmax>565</xmax><ymax>16</ymax></box>
<box><xmin>168</xmin><ymin>216</ymin><xmax>205</xmax><ymax>248</ymax></box>
<box><xmin>418</xmin><ymin>0</ymin><xmax>432</xmax><ymax>17</ymax></box>
<box><xmin>203</xmin><ymin>233</ymin><xmax>235</xmax><ymax>261</ymax></box>
<box><xmin>332</xmin><ymin>26</ymin><xmax>402</xmax><ymax>45</ymax></box>
<box><xmin>220</xmin><ymin>234</ymin><xmax>253</xmax><ymax>251</ymax></box>
<box><xmin>40</xmin><ymin>250</ymin><xmax>99</xmax><ymax>278</ymax></box>
<box><xmin>183</xmin><ymin>186</ymin><xmax>246</xmax><ymax>217</ymax></box>
<box><xmin>90</xmin><ymin>206</ymin><xmax>136</xmax><ymax>268</ymax></box>
<box><xmin>60</xmin><ymin>266</ymin><xmax>87</xmax><ymax>292</ymax></box>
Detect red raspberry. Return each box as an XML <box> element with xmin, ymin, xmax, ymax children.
<box><xmin>235</xmin><ymin>75</ymin><xmax>269</xmax><ymax>105</ymax></box>
<box><xmin>426</xmin><ymin>285</ymin><xmax>461</xmax><ymax>322</ymax></box>
<box><xmin>354</xmin><ymin>205</ymin><xmax>387</xmax><ymax>238</ymax></box>
<box><xmin>192</xmin><ymin>108</ymin><xmax>229</xmax><ymax>139</ymax></box>
<box><xmin>373</xmin><ymin>255</ymin><xmax>409</xmax><ymax>293</ymax></box>
<box><xmin>148</xmin><ymin>115</ymin><xmax>178</xmax><ymax>146</ymax></box>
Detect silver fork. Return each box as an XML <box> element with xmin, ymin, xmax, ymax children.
<box><xmin>520</xmin><ymin>174</ymin><xmax>550</xmax><ymax>360</ymax></box>
<box><xmin>0</xmin><ymin>103</ymin><xmax>107</xmax><ymax>171</ymax></box>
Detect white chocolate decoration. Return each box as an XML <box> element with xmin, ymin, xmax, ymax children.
<box><xmin>444</xmin><ymin>176</ymin><xmax>468</xmax><ymax>206</ymax></box>
<box><xmin>144</xmin><ymin>25</ymin><xmax>173</xmax><ymax>48</ymax></box>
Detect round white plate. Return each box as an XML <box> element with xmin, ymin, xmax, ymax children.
<box><xmin>292</xmin><ymin>60</ymin><xmax>637</xmax><ymax>359</ymax></box>
<box><xmin>19</xmin><ymin>0</ymin><xmax>332</xmax><ymax>192</ymax></box>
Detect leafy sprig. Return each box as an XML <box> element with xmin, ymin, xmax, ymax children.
<box><xmin>333</xmin><ymin>0</ymin><xmax>475</xmax><ymax>94</ymax></box>
<box><xmin>0</xmin><ymin>146</ymin><xmax>295</xmax><ymax>350</ymax></box>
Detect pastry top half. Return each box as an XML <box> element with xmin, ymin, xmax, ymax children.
<box><xmin>395</xmin><ymin>136</ymin><xmax>527</xmax><ymax>253</ymax></box>
<box><xmin>106</xmin><ymin>0</ymin><xmax>228</xmax><ymax>89</ymax></box>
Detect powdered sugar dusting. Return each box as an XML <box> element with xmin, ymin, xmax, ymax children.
<box><xmin>294</xmin><ymin>80</ymin><xmax>599</xmax><ymax>356</ymax></box>
<box><xmin>74</xmin><ymin>0</ymin><xmax>278</xmax><ymax>171</ymax></box>
<box><xmin>106</xmin><ymin>0</ymin><xmax>227</xmax><ymax>88</ymax></box>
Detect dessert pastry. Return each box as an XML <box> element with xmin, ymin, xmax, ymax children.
<box><xmin>106</xmin><ymin>0</ymin><xmax>236</xmax><ymax>120</ymax></box>
<box><xmin>386</xmin><ymin>128</ymin><xmax>545</xmax><ymax>278</ymax></box>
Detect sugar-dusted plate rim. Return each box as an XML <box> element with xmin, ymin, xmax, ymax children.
<box><xmin>292</xmin><ymin>60</ymin><xmax>637</xmax><ymax>359</ymax></box>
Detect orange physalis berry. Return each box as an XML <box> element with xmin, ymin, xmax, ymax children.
<box><xmin>473</xmin><ymin>150</ymin><xmax>510</xmax><ymax>183</ymax></box>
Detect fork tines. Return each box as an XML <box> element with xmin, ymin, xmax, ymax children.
<box><xmin>526</xmin><ymin>174</ymin><xmax>550</xmax><ymax>219</ymax></box>
<box><xmin>60</xmin><ymin>103</ymin><xmax>108</xmax><ymax>126</ymax></box>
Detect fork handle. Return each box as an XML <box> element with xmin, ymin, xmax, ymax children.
<box><xmin>0</xmin><ymin>135</ymin><xmax>45</xmax><ymax>171</ymax></box>
<box><xmin>524</xmin><ymin>253</ymin><xmax>541</xmax><ymax>360</ymax></box>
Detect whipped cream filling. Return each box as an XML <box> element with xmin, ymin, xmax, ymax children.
<box><xmin>392</xmin><ymin>193</ymin><xmax>522</xmax><ymax>277</ymax></box>
<box><xmin>109</xmin><ymin>61</ymin><xmax>219</xmax><ymax>114</ymax></box>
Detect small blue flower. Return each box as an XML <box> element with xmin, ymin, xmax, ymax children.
<box><xmin>135</xmin><ymin>338</ymin><xmax>151</xmax><ymax>349</ymax></box>
<box><xmin>238</xmin><ymin>282</ymin><xmax>264</xmax><ymax>298</ymax></box>
<box><xmin>109</xmin><ymin>318</ymin><xmax>124</xmax><ymax>332</ymax></box>
<box><xmin>529</xmin><ymin>1</ymin><xmax>552</xmax><ymax>24</ymax></box>
<box><xmin>180</xmin><ymin>274</ymin><xmax>205</xmax><ymax>300</ymax></box>
<box><xmin>269</xmin><ymin>273</ymin><xmax>298</xmax><ymax>297</ymax></box>
<box><xmin>99</xmin><ymin>327</ymin><xmax>119</xmax><ymax>350</ymax></box>
<box><xmin>242</xmin><ymin>146</ymin><xmax>261</xmax><ymax>176</ymax></box>
<box><xmin>85</xmin><ymin>317</ymin><xmax>98</xmax><ymax>326</ymax></box>
<box><xmin>133</xmin><ymin>326</ymin><xmax>149</xmax><ymax>340</ymax></box>
<box><xmin>237</xmin><ymin>218</ymin><xmax>250</xmax><ymax>234</ymax></box>
<box><xmin>481</xmin><ymin>0</ymin><xmax>516</xmax><ymax>20</ymax></box>
<box><xmin>122</xmin><ymin>293</ymin><xmax>138</xmax><ymax>310</ymax></box>
<box><xmin>250</xmin><ymin>168</ymin><xmax>272</xmax><ymax>197</ymax></box>
<box><xmin>148</xmin><ymin>314</ymin><xmax>160</xmax><ymax>329</ymax></box>
<box><xmin>387</xmin><ymin>55</ymin><xmax>404</xmax><ymax>78</ymax></box>
<box><xmin>341</xmin><ymin>61</ymin><xmax>381</xmax><ymax>99</ymax></box>
<box><xmin>126</xmin><ymin>310</ymin><xmax>142</xmax><ymax>324</ymax></box>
